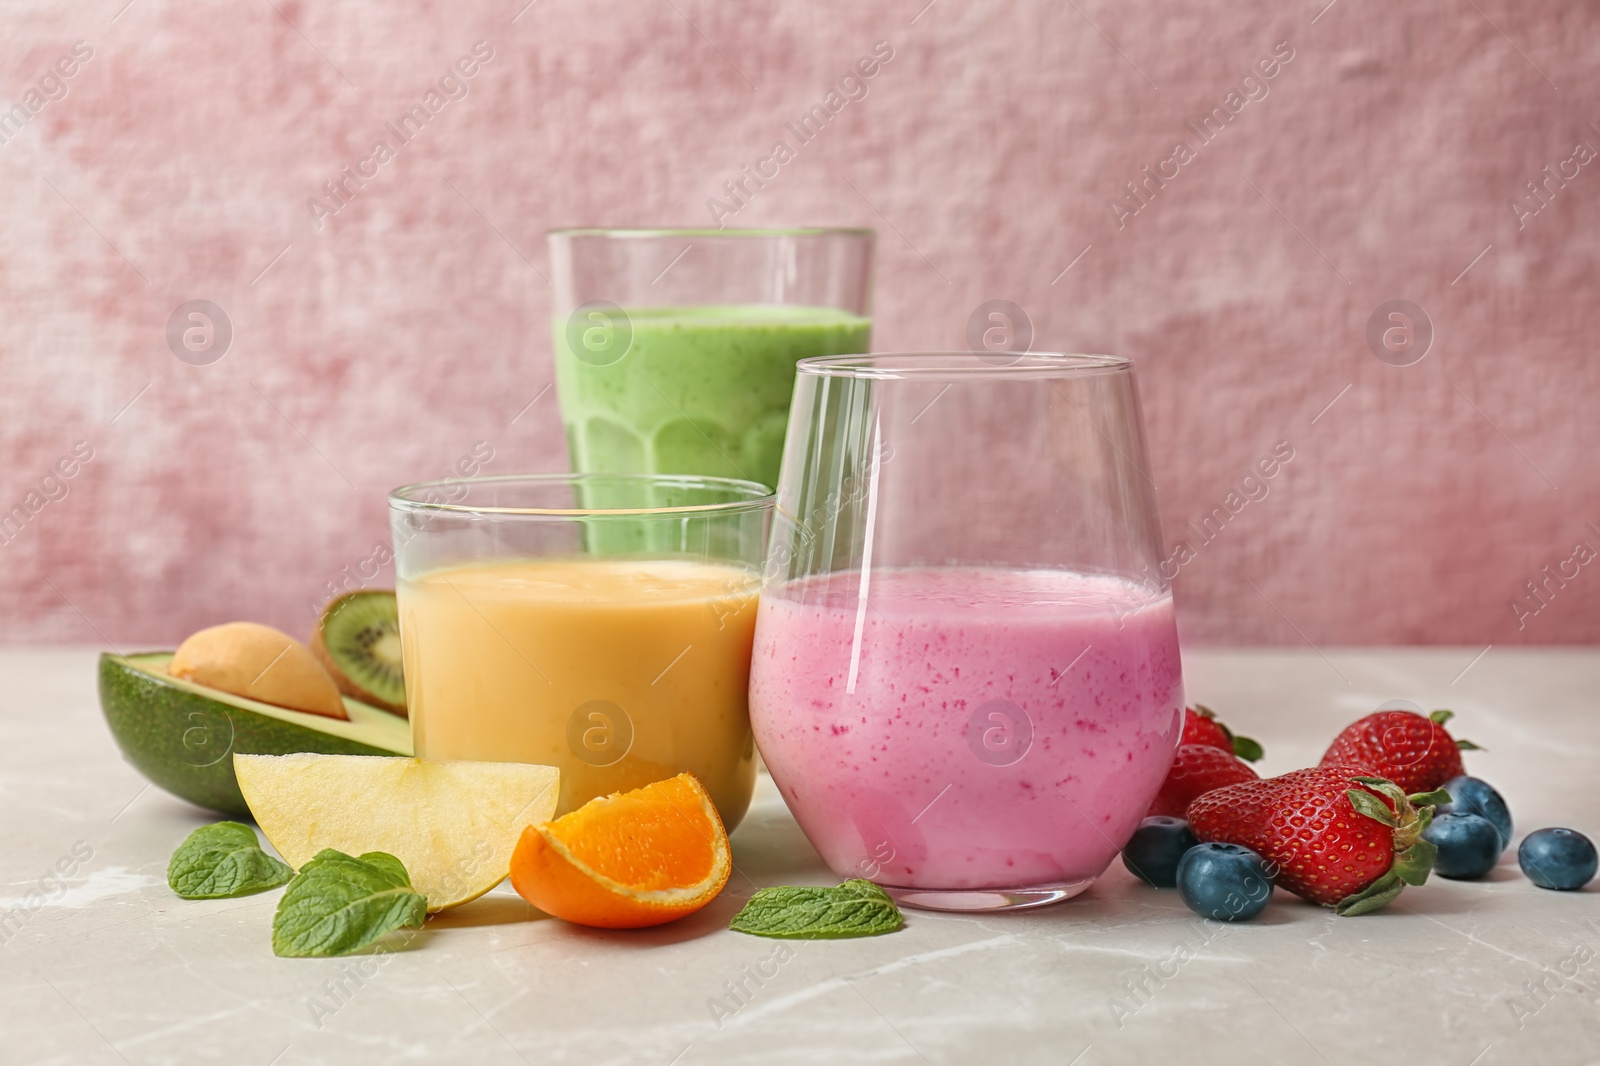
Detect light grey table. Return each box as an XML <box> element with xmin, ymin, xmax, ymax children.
<box><xmin>2</xmin><ymin>648</ymin><xmax>1597</xmax><ymax>1065</ymax></box>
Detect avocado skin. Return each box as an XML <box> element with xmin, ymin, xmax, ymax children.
<box><xmin>98</xmin><ymin>652</ymin><xmax>405</xmax><ymax>817</ymax></box>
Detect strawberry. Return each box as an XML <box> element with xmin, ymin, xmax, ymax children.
<box><xmin>1147</xmin><ymin>744</ymin><xmax>1259</xmax><ymax>817</ymax></box>
<box><xmin>1318</xmin><ymin>709</ymin><xmax>1480</xmax><ymax>794</ymax></box>
<box><xmin>1181</xmin><ymin>704</ymin><xmax>1263</xmax><ymax>762</ymax></box>
<box><xmin>1181</xmin><ymin>707</ymin><xmax>1232</xmax><ymax>750</ymax></box>
<box><xmin>1188</xmin><ymin>767</ymin><xmax>1448</xmax><ymax>915</ymax></box>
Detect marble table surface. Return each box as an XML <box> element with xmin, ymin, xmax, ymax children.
<box><xmin>2</xmin><ymin>647</ymin><xmax>1597</xmax><ymax>1065</ymax></box>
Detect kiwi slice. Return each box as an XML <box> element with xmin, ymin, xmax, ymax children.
<box><xmin>311</xmin><ymin>590</ymin><xmax>407</xmax><ymax>717</ymax></box>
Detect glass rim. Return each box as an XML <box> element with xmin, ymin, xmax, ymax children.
<box><xmin>795</xmin><ymin>352</ymin><xmax>1134</xmax><ymax>380</ymax></box>
<box><xmin>388</xmin><ymin>472</ymin><xmax>774</xmax><ymax>518</ymax></box>
<box><xmin>546</xmin><ymin>227</ymin><xmax>875</xmax><ymax>240</ymax></box>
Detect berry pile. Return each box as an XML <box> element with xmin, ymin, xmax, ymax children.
<box><xmin>1123</xmin><ymin>704</ymin><xmax>1595</xmax><ymax>921</ymax></box>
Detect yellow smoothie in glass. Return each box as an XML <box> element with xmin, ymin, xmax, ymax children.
<box><xmin>397</xmin><ymin>556</ymin><xmax>759</xmax><ymax>828</ymax></box>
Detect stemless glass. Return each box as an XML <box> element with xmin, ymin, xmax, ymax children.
<box><xmin>547</xmin><ymin>228</ymin><xmax>874</xmax><ymax>491</ymax></box>
<box><xmin>749</xmin><ymin>353</ymin><xmax>1184</xmax><ymax>911</ymax></box>
<box><xmin>390</xmin><ymin>473</ymin><xmax>771</xmax><ymax>828</ymax></box>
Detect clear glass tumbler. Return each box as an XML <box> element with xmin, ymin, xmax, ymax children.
<box><xmin>390</xmin><ymin>473</ymin><xmax>772</xmax><ymax>828</ymax></box>
<box><xmin>749</xmin><ymin>353</ymin><xmax>1185</xmax><ymax>911</ymax></box>
<box><xmin>548</xmin><ymin>227</ymin><xmax>875</xmax><ymax>491</ymax></box>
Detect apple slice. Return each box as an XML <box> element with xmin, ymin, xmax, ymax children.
<box><xmin>234</xmin><ymin>753</ymin><xmax>559</xmax><ymax>911</ymax></box>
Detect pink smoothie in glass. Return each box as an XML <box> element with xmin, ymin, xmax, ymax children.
<box><xmin>749</xmin><ymin>567</ymin><xmax>1184</xmax><ymax>890</ymax></box>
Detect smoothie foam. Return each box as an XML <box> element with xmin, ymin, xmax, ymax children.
<box><xmin>749</xmin><ymin>567</ymin><xmax>1184</xmax><ymax>890</ymax></box>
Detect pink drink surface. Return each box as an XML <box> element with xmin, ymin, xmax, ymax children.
<box><xmin>749</xmin><ymin>567</ymin><xmax>1184</xmax><ymax>890</ymax></box>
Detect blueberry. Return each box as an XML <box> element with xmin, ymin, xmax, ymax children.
<box><xmin>1122</xmin><ymin>816</ymin><xmax>1198</xmax><ymax>888</ymax></box>
<box><xmin>1423</xmin><ymin>812</ymin><xmax>1500</xmax><ymax>880</ymax></box>
<box><xmin>1439</xmin><ymin>776</ymin><xmax>1513</xmax><ymax>854</ymax></box>
<box><xmin>1176</xmin><ymin>842</ymin><xmax>1273</xmax><ymax>921</ymax></box>
<box><xmin>1518</xmin><ymin>828</ymin><xmax>1598</xmax><ymax>891</ymax></box>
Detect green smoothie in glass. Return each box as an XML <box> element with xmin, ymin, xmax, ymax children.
<box><xmin>553</xmin><ymin>305</ymin><xmax>872</xmax><ymax>491</ymax></box>
<box><xmin>547</xmin><ymin>228</ymin><xmax>875</xmax><ymax>509</ymax></box>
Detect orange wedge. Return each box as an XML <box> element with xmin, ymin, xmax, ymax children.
<box><xmin>508</xmin><ymin>773</ymin><xmax>731</xmax><ymax>929</ymax></box>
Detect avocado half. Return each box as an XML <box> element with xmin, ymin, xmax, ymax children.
<box><xmin>98</xmin><ymin>652</ymin><xmax>412</xmax><ymax>817</ymax></box>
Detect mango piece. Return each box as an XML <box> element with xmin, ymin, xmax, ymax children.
<box><xmin>169</xmin><ymin>622</ymin><xmax>347</xmax><ymax>720</ymax></box>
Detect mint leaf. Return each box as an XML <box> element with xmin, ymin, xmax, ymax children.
<box><xmin>730</xmin><ymin>879</ymin><xmax>904</xmax><ymax>939</ymax></box>
<box><xmin>355</xmin><ymin>851</ymin><xmax>411</xmax><ymax>885</ymax></box>
<box><xmin>168</xmin><ymin>822</ymin><xmax>293</xmax><ymax>900</ymax></box>
<box><xmin>272</xmin><ymin>849</ymin><xmax>427</xmax><ymax>958</ymax></box>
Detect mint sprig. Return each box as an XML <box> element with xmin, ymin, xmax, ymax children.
<box><xmin>168</xmin><ymin>822</ymin><xmax>293</xmax><ymax>900</ymax></box>
<box><xmin>272</xmin><ymin>849</ymin><xmax>427</xmax><ymax>958</ymax></box>
<box><xmin>730</xmin><ymin>879</ymin><xmax>904</xmax><ymax>939</ymax></box>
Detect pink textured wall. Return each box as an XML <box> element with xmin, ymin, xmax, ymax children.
<box><xmin>1</xmin><ymin>0</ymin><xmax>1596</xmax><ymax>648</ymax></box>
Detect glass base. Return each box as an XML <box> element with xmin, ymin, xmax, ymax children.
<box><xmin>881</xmin><ymin>878</ymin><xmax>1095</xmax><ymax>913</ymax></box>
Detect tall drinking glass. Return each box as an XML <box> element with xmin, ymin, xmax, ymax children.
<box><xmin>548</xmin><ymin>228</ymin><xmax>874</xmax><ymax>492</ymax></box>
<box><xmin>749</xmin><ymin>354</ymin><xmax>1184</xmax><ymax>911</ymax></box>
<box><xmin>390</xmin><ymin>473</ymin><xmax>771</xmax><ymax>828</ymax></box>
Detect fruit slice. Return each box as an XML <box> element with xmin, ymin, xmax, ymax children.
<box><xmin>170</xmin><ymin>622</ymin><xmax>347</xmax><ymax>720</ymax></box>
<box><xmin>312</xmin><ymin>591</ymin><xmax>407</xmax><ymax>717</ymax></box>
<box><xmin>234</xmin><ymin>753</ymin><xmax>560</xmax><ymax>912</ymax></box>
<box><xmin>99</xmin><ymin>652</ymin><xmax>410</xmax><ymax>817</ymax></box>
<box><xmin>509</xmin><ymin>773</ymin><xmax>730</xmax><ymax>929</ymax></box>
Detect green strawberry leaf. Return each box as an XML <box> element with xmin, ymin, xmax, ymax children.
<box><xmin>1455</xmin><ymin>738</ymin><xmax>1484</xmax><ymax>751</ymax></box>
<box><xmin>1194</xmin><ymin>704</ymin><xmax>1217</xmax><ymax>720</ymax></box>
<box><xmin>1349</xmin><ymin>776</ymin><xmax>1416</xmax><ymax>827</ymax></box>
<box><xmin>1429</xmin><ymin>709</ymin><xmax>1454</xmax><ymax>725</ymax></box>
<box><xmin>1408</xmin><ymin>787</ymin><xmax>1453</xmax><ymax>808</ymax></box>
<box><xmin>1393</xmin><ymin>838</ymin><xmax>1438</xmax><ymax>887</ymax></box>
<box><xmin>730</xmin><ymin>879</ymin><xmax>904</xmax><ymax>939</ymax></box>
<box><xmin>1230</xmin><ymin>735</ymin><xmax>1264</xmax><ymax>763</ymax></box>
<box><xmin>1346</xmin><ymin>788</ymin><xmax>1399</xmax><ymax>827</ymax></box>
<box><xmin>272</xmin><ymin>849</ymin><xmax>427</xmax><ymax>958</ymax></box>
<box><xmin>167</xmin><ymin>822</ymin><xmax>293</xmax><ymax>900</ymax></box>
<box><xmin>1349</xmin><ymin>775</ymin><xmax>1404</xmax><ymax>801</ymax></box>
<box><xmin>1335</xmin><ymin>871</ymin><xmax>1406</xmax><ymax>916</ymax></box>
